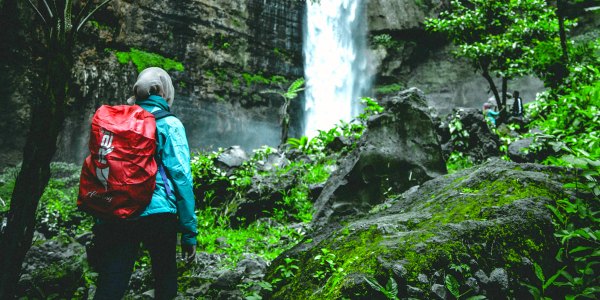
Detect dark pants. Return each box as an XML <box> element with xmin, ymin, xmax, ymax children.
<box><xmin>92</xmin><ymin>213</ymin><xmax>178</xmax><ymax>300</ymax></box>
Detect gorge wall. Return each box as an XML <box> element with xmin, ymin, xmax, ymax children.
<box><xmin>0</xmin><ymin>0</ymin><xmax>305</xmax><ymax>167</ymax></box>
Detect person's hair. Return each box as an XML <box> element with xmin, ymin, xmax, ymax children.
<box><xmin>513</xmin><ymin>90</ymin><xmax>520</xmax><ymax>97</ymax></box>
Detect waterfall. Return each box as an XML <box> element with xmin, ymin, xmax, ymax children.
<box><xmin>303</xmin><ymin>0</ymin><xmax>374</xmax><ymax>137</ymax></box>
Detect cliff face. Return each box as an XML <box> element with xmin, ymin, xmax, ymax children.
<box><xmin>0</xmin><ymin>0</ymin><xmax>305</xmax><ymax>167</ymax></box>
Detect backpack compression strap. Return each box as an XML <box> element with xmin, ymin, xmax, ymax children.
<box><xmin>151</xmin><ymin>109</ymin><xmax>177</xmax><ymax>197</ymax></box>
<box><xmin>152</xmin><ymin>109</ymin><xmax>175</xmax><ymax>120</ymax></box>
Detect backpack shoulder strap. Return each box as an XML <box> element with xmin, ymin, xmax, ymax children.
<box><xmin>151</xmin><ymin>109</ymin><xmax>176</xmax><ymax>120</ymax></box>
<box><xmin>150</xmin><ymin>109</ymin><xmax>176</xmax><ymax>197</ymax></box>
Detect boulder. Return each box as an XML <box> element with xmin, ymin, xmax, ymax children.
<box><xmin>438</xmin><ymin>107</ymin><xmax>500</xmax><ymax>162</ymax></box>
<box><xmin>508</xmin><ymin>137</ymin><xmax>535</xmax><ymax>163</ymax></box>
<box><xmin>312</xmin><ymin>88</ymin><xmax>446</xmax><ymax>226</ymax></box>
<box><xmin>215</xmin><ymin>146</ymin><xmax>250</xmax><ymax>174</ymax></box>
<box><xmin>17</xmin><ymin>238</ymin><xmax>87</xmax><ymax>299</ymax></box>
<box><xmin>265</xmin><ymin>159</ymin><xmax>576</xmax><ymax>299</ymax></box>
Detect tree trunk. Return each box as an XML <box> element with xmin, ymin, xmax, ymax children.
<box><xmin>0</xmin><ymin>45</ymin><xmax>71</xmax><ymax>299</ymax></box>
<box><xmin>481</xmin><ymin>64</ymin><xmax>502</xmax><ymax>111</ymax></box>
<box><xmin>555</xmin><ymin>0</ymin><xmax>570</xmax><ymax>84</ymax></box>
<box><xmin>556</xmin><ymin>0</ymin><xmax>569</xmax><ymax>64</ymax></box>
<box><xmin>280</xmin><ymin>98</ymin><xmax>291</xmax><ymax>144</ymax></box>
<box><xmin>501</xmin><ymin>77</ymin><xmax>508</xmax><ymax>121</ymax></box>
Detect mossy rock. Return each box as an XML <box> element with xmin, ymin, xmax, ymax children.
<box><xmin>18</xmin><ymin>238</ymin><xmax>88</xmax><ymax>299</ymax></box>
<box><xmin>265</xmin><ymin>159</ymin><xmax>576</xmax><ymax>299</ymax></box>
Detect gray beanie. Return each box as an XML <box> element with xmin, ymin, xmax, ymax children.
<box><xmin>127</xmin><ymin>67</ymin><xmax>175</xmax><ymax>107</ymax></box>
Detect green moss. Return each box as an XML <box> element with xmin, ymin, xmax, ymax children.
<box><xmin>242</xmin><ymin>73</ymin><xmax>270</xmax><ymax>86</ymax></box>
<box><xmin>110</xmin><ymin>48</ymin><xmax>184</xmax><ymax>72</ymax></box>
<box><xmin>89</xmin><ymin>20</ymin><xmax>111</xmax><ymax>31</ymax></box>
<box><xmin>272</xmin><ymin>167</ymin><xmax>567</xmax><ymax>299</ymax></box>
<box><xmin>271</xmin><ymin>227</ymin><xmax>385</xmax><ymax>299</ymax></box>
<box><xmin>375</xmin><ymin>83</ymin><xmax>404</xmax><ymax>95</ymax></box>
<box><xmin>241</xmin><ymin>72</ymin><xmax>288</xmax><ymax>87</ymax></box>
<box><xmin>421</xmin><ymin>178</ymin><xmax>558</xmax><ymax>228</ymax></box>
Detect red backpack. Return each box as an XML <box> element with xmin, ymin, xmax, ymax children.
<box><xmin>78</xmin><ymin>104</ymin><xmax>170</xmax><ymax>219</ymax></box>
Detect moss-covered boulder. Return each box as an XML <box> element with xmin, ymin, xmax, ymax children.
<box><xmin>265</xmin><ymin>159</ymin><xmax>575</xmax><ymax>299</ymax></box>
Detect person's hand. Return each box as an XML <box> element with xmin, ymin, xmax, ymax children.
<box><xmin>181</xmin><ymin>244</ymin><xmax>196</xmax><ymax>263</ymax></box>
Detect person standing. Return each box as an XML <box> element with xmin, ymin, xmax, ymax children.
<box><xmin>483</xmin><ymin>102</ymin><xmax>500</xmax><ymax>127</ymax></box>
<box><xmin>92</xmin><ymin>67</ymin><xmax>198</xmax><ymax>300</ymax></box>
<box><xmin>512</xmin><ymin>90</ymin><xmax>524</xmax><ymax>117</ymax></box>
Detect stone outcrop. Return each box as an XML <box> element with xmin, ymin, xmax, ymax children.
<box><xmin>437</xmin><ymin>107</ymin><xmax>501</xmax><ymax>162</ymax></box>
<box><xmin>265</xmin><ymin>159</ymin><xmax>577</xmax><ymax>299</ymax></box>
<box><xmin>312</xmin><ymin>88</ymin><xmax>446</xmax><ymax>226</ymax></box>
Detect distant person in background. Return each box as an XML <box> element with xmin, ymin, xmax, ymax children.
<box><xmin>483</xmin><ymin>102</ymin><xmax>500</xmax><ymax>127</ymax></box>
<box><xmin>512</xmin><ymin>90</ymin><xmax>524</xmax><ymax>117</ymax></box>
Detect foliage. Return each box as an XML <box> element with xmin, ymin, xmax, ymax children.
<box><xmin>287</xmin><ymin>97</ymin><xmax>383</xmax><ymax>159</ymax></box>
<box><xmin>375</xmin><ymin>83</ymin><xmax>404</xmax><ymax>95</ymax></box>
<box><xmin>516</xmin><ymin>41</ymin><xmax>600</xmax><ymax>299</ymax></box>
<box><xmin>371</xmin><ymin>34</ymin><xmax>400</xmax><ymax>50</ymax></box>
<box><xmin>261</xmin><ymin>78</ymin><xmax>305</xmax><ymax>144</ymax></box>
<box><xmin>187</xmin><ymin>144</ymin><xmax>336</xmax><ymax>271</ymax></box>
<box><xmin>526</xmin><ymin>192</ymin><xmax>599</xmax><ymax>299</ymax></box>
<box><xmin>312</xmin><ymin>248</ymin><xmax>343</xmax><ymax>281</ymax></box>
<box><xmin>195</xmin><ymin>208</ymin><xmax>306</xmax><ymax>265</ymax></box>
<box><xmin>446</xmin><ymin>151</ymin><xmax>474</xmax><ymax>174</ymax></box>
<box><xmin>109</xmin><ymin>48</ymin><xmax>184</xmax><ymax>72</ymax></box>
<box><xmin>0</xmin><ymin>163</ymin><xmax>91</xmax><ymax>237</ymax></box>
<box><xmin>494</xmin><ymin>123</ymin><xmax>521</xmax><ymax>161</ymax></box>
<box><xmin>272</xmin><ymin>257</ymin><xmax>300</xmax><ymax>285</ymax></box>
<box><xmin>527</xmin><ymin>65</ymin><xmax>600</xmax><ymax>162</ymax></box>
<box><xmin>242</xmin><ymin>72</ymin><xmax>288</xmax><ymax>87</ymax></box>
<box><xmin>425</xmin><ymin>0</ymin><xmax>570</xmax><ymax>109</ymax></box>
<box><xmin>364</xmin><ymin>276</ymin><xmax>399</xmax><ymax>300</ymax></box>
<box><xmin>448</xmin><ymin>111</ymin><xmax>469</xmax><ymax>150</ymax></box>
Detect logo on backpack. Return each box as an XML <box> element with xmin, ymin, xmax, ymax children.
<box><xmin>96</xmin><ymin>129</ymin><xmax>114</xmax><ymax>190</ymax></box>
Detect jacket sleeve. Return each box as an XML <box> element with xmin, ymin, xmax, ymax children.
<box><xmin>161</xmin><ymin>118</ymin><xmax>198</xmax><ymax>245</ymax></box>
<box><xmin>488</xmin><ymin>110</ymin><xmax>500</xmax><ymax>117</ymax></box>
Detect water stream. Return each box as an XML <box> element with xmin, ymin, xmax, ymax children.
<box><xmin>303</xmin><ymin>0</ymin><xmax>374</xmax><ymax>137</ymax></box>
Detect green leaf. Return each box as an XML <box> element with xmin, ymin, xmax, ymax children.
<box><xmin>569</xmin><ymin>246</ymin><xmax>593</xmax><ymax>255</ymax></box>
<box><xmin>543</xmin><ymin>267</ymin><xmax>565</xmax><ymax>290</ymax></box>
<box><xmin>364</xmin><ymin>276</ymin><xmax>384</xmax><ymax>292</ymax></box>
<box><xmin>466</xmin><ymin>296</ymin><xmax>487</xmax><ymax>300</ymax></box>
<box><xmin>534</xmin><ymin>263</ymin><xmax>545</xmax><ymax>283</ymax></box>
<box><xmin>521</xmin><ymin>282</ymin><xmax>541</xmax><ymax>299</ymax></box>
<box><xmin>386</xmin><ymin>277</ymin><xmax>399</xmax><ymax>296</ymax></box>
<box><xmin>445</xmin><ymin>274</ymin><xmax>461</xmax><ymax>298</ymax></box>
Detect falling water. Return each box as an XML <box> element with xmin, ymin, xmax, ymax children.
<box><xmin>303</xmin><ymin>0</ymin><xmax>374</xmax><ymax>137</ymax></box>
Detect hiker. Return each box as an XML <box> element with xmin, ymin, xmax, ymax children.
<box><xmin>483</xmin><ymin>102</ymin><xmax>500</xmax><ymax>127</ymax></box>
<box><xmin>512</xmin><ymin>90</ymin><xmax>524</xmax><ymax>117</ymax></box>
<box><xmin>92</xmin><ymin>67</ymin><xmax>198</xmax><ymax>300</ymax></box>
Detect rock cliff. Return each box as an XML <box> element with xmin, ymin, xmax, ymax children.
<box><xmin>0</xmin><ymin>0</ymin><xmax>305</xmax><ymax>167</ymax></box>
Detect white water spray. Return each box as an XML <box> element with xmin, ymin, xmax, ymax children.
<box><xmin>303</xmin><ymin>0</ymin><xmax>374</xmax><ymax>137</ymax></box>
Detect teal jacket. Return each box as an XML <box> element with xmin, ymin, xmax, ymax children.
<box><xmin>137</xmin><ymin>95</ymin><xmax>198</xmax><ymax>245</ymax></box>
<box><xmin>485</xmin><ymin>109</ymin><xmax>500</xmax><ymax>126</ymax></box>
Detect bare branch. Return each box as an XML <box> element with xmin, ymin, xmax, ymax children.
<box><xmin>76</xmin><ymin>0</ymin><xmax>112</xmax><ymax>32</ymax></box>
<box><xmin>41</xmin><ymin>0</ymin><xmax>54</xmax><ymax>19</ymax></box>
<box><xmin>25</xmin><ymin>0</ymin><xmax>47</xmax><ymax>24</ymax></box>
<box><xmin>73</xmin><ymin>0</ymin><xmax>93</xmax><ymax>31</ymax></box>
